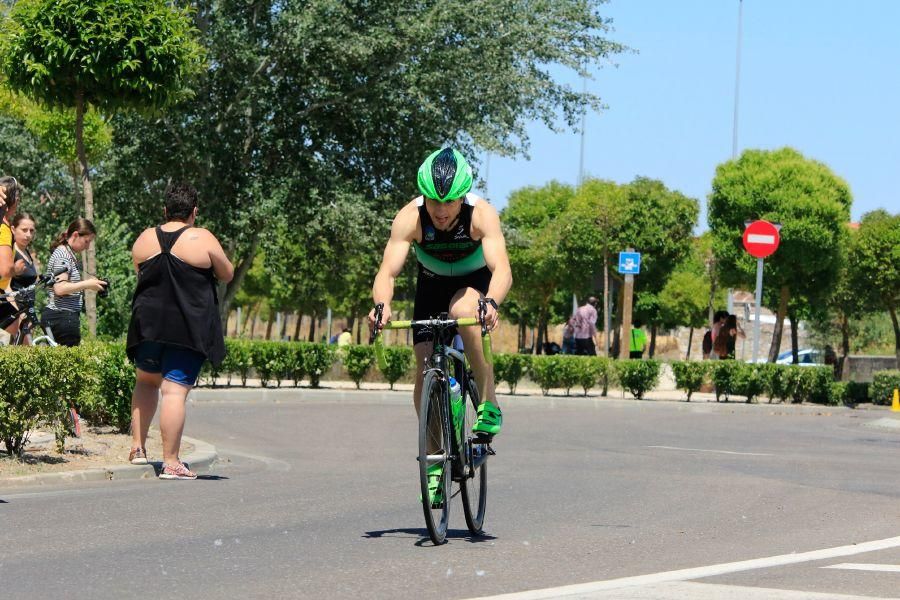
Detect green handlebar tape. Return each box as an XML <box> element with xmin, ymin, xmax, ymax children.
<box><xmin>374</xmin><ymin>333</ymin><xmax>388</xmax><ymax>372</ymax></box>
<box><xmin>456</xmin><ymin>317</ymin><xmax>478</xmax><ymax>326</ymax></box>
<box><xmin>482</xmin><ymin>333</ymin><xmax>493</xmax><ymax>365</ymax></box>
<box><xmin>382</xmin><ymin>320</ymin><xmax>412</xmax><ymax>330</ymax></box>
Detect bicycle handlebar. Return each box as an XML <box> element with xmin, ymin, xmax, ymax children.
<box><xmin>370</xmin><ymin>301</ymin><xmax>493</xmax><ymax>371</ymax></box>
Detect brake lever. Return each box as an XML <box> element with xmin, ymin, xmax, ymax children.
<box><xmin>477</xmin><ymin>299</ymin><xmax>488</xmax><ymax>337</ymax></box>
<box><xmin>369</xmin><ymin>303</ymin><xmax>384</xmax><ymax>344</ymax></box>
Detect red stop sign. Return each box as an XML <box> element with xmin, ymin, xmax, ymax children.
<box><xmin>743</xmin><ymin>220</ymin><xmax>780</xmax><ymax>258</ymax></box>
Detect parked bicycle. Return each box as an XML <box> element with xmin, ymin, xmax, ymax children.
<box><xmin>370</xmin><ymin>299</ymin><xmax>494</xmax><ymax>545</ymax></box>
<box><xmin>0</xmin><ymin>271</ymin><xmax>60</xmax><ymax>346</ymax></box>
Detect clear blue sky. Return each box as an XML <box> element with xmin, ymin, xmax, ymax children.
<box><xmin>473</xmin><ymin>0</ymin><xmax>899</xmax><ymax>230</ymax></box>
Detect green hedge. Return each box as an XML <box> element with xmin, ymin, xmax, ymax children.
<box><xmin>871</xmin><ymin>370</ymin><xmax>900</xmax><ymax>406</ymax></box>
<box><xmin>342</xmin><ymin>345</ymin><xmax>375</xmax><ymax>389</ymax></box>
<box><xmin>671</xmin><ymin>361</ymin><xmax>708</xmax><ymax>402</ymax></box>
<box><xmin>379</xmin><ymin>346</ymin><xmax>414</xmax><ymax>390</ymax></box>
<box><xmin>0</xmin><ymin>344</ymin><xmax>134</xmax><ymax>457</ymax></box>
<box><xmin>492</xmin><ymin>353</ymin><xmax>531</xmax><ymax>394</ymax></box>
<box><xmin>615</xmin><ymin>360</ymin><xmax>660</xmax><ymax>400</ymax></box>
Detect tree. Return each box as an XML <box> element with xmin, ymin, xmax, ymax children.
<box><xmin>502</xmin><ymin>182</ymin><xmax>575</xmax><ymax>352</ymax></box>
<box><xmin>92</xmin><ymin>0</ymin><xmax>627</xmax><ymax>323</ymax></box>
<box><xmin>850</xmin><ymin>210</ymin><xmax>900</xmax><ymax>368</ymax></box>
<box><xmin>708</xmin><ymin>148</ymin><xmax>852</xmax><ymax>362</ymax></box>
<box><xmin>1</xmin><ymin>0</ymin><xmax>204</xmax><ymax>333</ymax></box>
<box><xmin>659</xmin><ymin>271</ymin><xmax>709</xmax><ymax>359</ymax></box>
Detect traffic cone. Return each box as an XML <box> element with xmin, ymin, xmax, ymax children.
<box><xmin>892</xmin><ymin>388</ymin><xmax>900</xmax><ymax>413</ymax></box>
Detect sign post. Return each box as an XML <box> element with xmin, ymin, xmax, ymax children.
<box><xmin>742</xmin><ymin>220</ymin><xmax>781</xmax><ymax>363</ymax></box>
<box><xmin>617</xmin><ymin>250</ymin><xmax>641</xmax><ymax>360</ymax></box>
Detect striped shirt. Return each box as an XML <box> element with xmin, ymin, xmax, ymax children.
<box><xmin>46</xmin><ymin>245</ymin><xmax>83</xmax><ymax>312</ymax></box>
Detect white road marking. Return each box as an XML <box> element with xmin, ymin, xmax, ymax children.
<box><xmin>515</xmin><ymin>581</ymin><xmax>900</xmax><ymax>599</ymax></box>
<box><xmin>646</xmin><ymin>445</ymin><xmax>772</xmax><ymax>457</ymax></box>
<box><xmin>468</xmin><ymin>535</ymin><xmax>900</xmax><ymax>599</ymax></box>
<box><xmin>823</xmin><ymin>563</ymin><xmax>900</xmax><ymax>573</ymax></box>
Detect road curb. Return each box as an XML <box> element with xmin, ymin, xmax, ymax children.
<box><xmin>0</xmin><ymin>435</ymin><xmax>218</xmax><ymax>489</ymax></box>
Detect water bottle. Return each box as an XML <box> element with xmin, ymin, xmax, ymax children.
<box><xmin>449</xmin><ymin>377</ymin><xmax>464</xmax><ymax>446</ymax></box>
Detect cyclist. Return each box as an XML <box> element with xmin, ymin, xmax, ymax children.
<box><xmin>368</xmin><ymin>147</ymin><xmax>512</xmax><ymax>441</ymax></box>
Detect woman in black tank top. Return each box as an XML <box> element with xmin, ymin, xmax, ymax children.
<box><xmin>10</xmin><ymin>213</ymin><xmax>38</xmax><ymax>290</ymax></box>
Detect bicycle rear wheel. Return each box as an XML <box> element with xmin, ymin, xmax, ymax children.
<box><xmin>419</xmin><ymin>370</ymin><xmax>451</xmax><ymax>545</ymax></box>
<box><xmin>460</xmin><ymin>374</ymin><xmax>488</xmax><ymax>535</ymax></box>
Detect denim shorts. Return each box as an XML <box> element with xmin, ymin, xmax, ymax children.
<box><xmin>134</xmin><ymin>341</ymin><xmax>205</xmax><ymax>386</ymax></box>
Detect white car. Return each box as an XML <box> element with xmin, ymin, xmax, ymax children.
<box><xmin>774</xmin><ymin>348</ymin><xmax>822</xmax><ymax>366</ymax></box>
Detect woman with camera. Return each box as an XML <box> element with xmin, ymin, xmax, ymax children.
<box><xmin>42</xmin><ymin>218</ymin><xmax>107</xmax><ymax>347</ymax></box>
<box><xmin>126</xmin><ymin>182</ymin><xmax>233</xmax><ymax>480</ymax></box>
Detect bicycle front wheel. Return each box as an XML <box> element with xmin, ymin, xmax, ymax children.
<box><xmin>460</xmin><ymin>375</ymin><xmax>488</xmax><ymax>535</ymax></box>
<box><xmin>419</xmin><ymin>370</ymin><xmax>451</xmax><ymax>545</ymax></box>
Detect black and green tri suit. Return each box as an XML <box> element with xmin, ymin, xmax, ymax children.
<box><xmin>412</xmin><ymin>194</ymin><xmax>491</xmax><ymax>345</ymax></box>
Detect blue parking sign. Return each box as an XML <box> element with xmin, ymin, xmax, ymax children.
<box><xmin>618</xmin><ymin>252</ymin><xmax>641</xmax><ymax>274</ymax></box>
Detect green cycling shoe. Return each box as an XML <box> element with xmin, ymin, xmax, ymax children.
<box><xmin>473</xmin><ymin>401</ymin><xmax>503</xmax><ymax>439</ymax></box>
<box><xmin>421</xmin><ymin>463</ymin><xmax>444</xmax><ymax>509</ymax></box>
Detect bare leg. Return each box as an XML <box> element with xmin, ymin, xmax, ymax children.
<box><xmin>450</xmin><ymin>288</ymin><xmax>498</xmax><ymax>408</ymax></box>
<box><xmin>131</xmin><ymin>369</ymin><xmax>162</xmax><ymax>450</ymax></box>
<box><xmin>159</xmin><ymin>379</ymin><xmax>192</xmax><ymax>466</ymax></box>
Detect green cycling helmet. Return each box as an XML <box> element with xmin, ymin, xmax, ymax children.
<box><xmin>417</xmin><ymin>147</ymin><xmax>473</xmax><ymax>202</ymax></box>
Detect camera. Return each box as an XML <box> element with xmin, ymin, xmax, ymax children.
<box><xmin>98</xmin><ymin>279</ymin><xmax>110</xmax><ymax>298</ymax></box>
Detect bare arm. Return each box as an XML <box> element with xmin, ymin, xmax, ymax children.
<box><xmin>0</xmin><ymin>245</ymin><xmax>12</xmax><ymax>279</ymax></box>
<box><xmin>369</xmin><ymin>204</ymin><xmax>416</xmax><ymax>325</ymax></box>
<box><xmin>205</xmin><ymin>231</ymin><xmax>234</xmax><ymax>283</ymax></box>
<box><xmin>53</xmin><ymin>271</ymin><xmax>106</xmax><ymax>296</ymax></box>
<box><xmin>476</xmin><ymin>202</ymin><xmax>513</xmax><ymax>306</ymax></box>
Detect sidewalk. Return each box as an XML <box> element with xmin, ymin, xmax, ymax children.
<box><xmin>0</xmin><ymin>432</ymin><xmax>218</xmax><ymax>489</ymax></box>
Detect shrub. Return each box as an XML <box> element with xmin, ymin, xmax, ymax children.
<box><xmin>530</xmin><ymin>355</ymin><xmax>561</xmax><ymax>395</ymax></box>
<box><xmin>595</xmin><ymin>357</ymin><xmax>614</xmax><ymax>396</ymax></box>
<box><xmin>343</xmin><ymin>344</ymin><xmax>375</xmax><ymax>389</ymax></box>
<box><xmin>828</xmin><ymin>382</ymin><xmax>848</xmax><ymax>407</ymax></box>
<box><xmin>734</xmin><ymin>363</ymin><xmax>767</xmax><ymax>404</ymax></box>
<box><xmin>556</xmin><ymin>356</ymin><xmax>582</xmax><ymax>396</ymax></box>
<box><xmin>492</xmin><ymin>353</ymin><xmax>531</xmax><ymax>394</ymax></box>
<box><xmin>250</xmin><ymin>342</ymin><xmax>281</xmax><ymax>388</ymax></box>
<box><xmin>615</xmin><ymin>359</ymin><xmax>661</xmax><ymax>400</ymax></box>
<box><xmin>300</xmin><ymin>342</ymin><xmax>336</xmax><ymax>388</ymax></box>
<box><xmin>286</xmin><ymin>343</ymin><xmax>306</xmax><ymax>387</ymax></box>
<box><xmin>710</xmin><ymin>361</ymin><xmax>741</xmax><ymax>402</ymax></box>
<box><xmin>224</xmin><ymin>339</ymin><xmax>253</xmax><ymax>387</ymax></box>
<box><xmin>671</xmin><ymin>361</ymin><xmax>708</xmax><ymax>402</ymax></box>
<box><xmin>845</xmin><ymin>381</ymin><xmax>869</xmax><ymax>405</ymax></box>
<box><xmin>573</xmin><ymin>356</ymin><xmax>606</xmax><ymax>396</ymax></box>
<box><xmin>795</xmin><ymin>367</ymin><xmax>833</xmax><ymax>404</ymax></box>
<box><xmin>763</xmin><ymin>364</ymin><xmax>800</xmax><ymax>404</ymax></box>
<box><xmin>0</xmin><ymin>347</ymin><xmax>68</xmax><ymax>456</ymax></box>
<box><xmin>380</xmin><ymin>346</ymin><xmax>413</xmax><ymax>390</ymax></box>
<box><xmin>871</xmin><ymin>370</ymin><xmax>900</xmax><ymax>406</ymax></box>
<box><xmin>84</xmin><ymin>342</ymin><xmax>134</xmax><ymax>433</ymax></box>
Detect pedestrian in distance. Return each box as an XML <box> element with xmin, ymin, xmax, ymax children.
<box><xmin>703</xmin><ymin>310</ymin><xmax>729</xmax><ymax>360</ymax></box>
<box><xmin>573</xmin><ymin>296</ymin><xmax>600</xmax><ymax>355</ymax></box>
<box><xmin>126</xmin><ymin>182</ymin><xmax>234</xmax><ymax>480</ymax></box>
<box><xmin>629</xmin><ymin>319</ymin><xmax>647</xmax><ymax>359</ymax></box>
<box><xmin>562</xmin><ymin>316</ymin><xmax>576</xmax><ymax>355</ymax></box>
<box><xmin>713</xmin><ymin>314</ymin><xmax>743</xmax><ymax>360</ymax></box>
<box><xmin>42</xmin><ymin>217</ymin><xmax>107</xmax><ymax>347</ymax></box>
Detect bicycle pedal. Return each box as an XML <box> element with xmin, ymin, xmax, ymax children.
<box><xmin>471</xmin><ymin>432</ymin><xmax>494</xmax><ymax>445</ymax></box>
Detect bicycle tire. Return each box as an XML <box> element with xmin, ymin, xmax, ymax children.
<box><xmin>460</xmin><ymin>374</ymin><xmax>488</xmax><ymax>534</ymax></box>
<box><xmin>419</xmin><ymin>369</ymin><xmax>451</xmax><ymax>545</ymax></box>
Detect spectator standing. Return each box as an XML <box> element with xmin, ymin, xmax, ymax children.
<box><xmin>629</xmin><ymin>319</ymin><xmax>647</xmax><ymax>359</ymax></box>
<box><xmin>1</xmin><ymin>213</ymin><xmax>40</xmax><ymax>339</ymax></box>
<box><xmin>562</xmin><ymin>317</ymin><xmax>576</xmax><ymax>354</ymax></box>
<box><xmin>573</xmin><ymin>296</ymin><xmax>599</xmax><ymax>355</ymax></box>
<box><xmin>704</xmin><ymin>310</ymin><xmax>729</xmax><ymax>359</ymax></box>
<box><xmin>42</xmin><ymin>218</ymin><xmax>107</xmax><ymax>346</ymax></box>
<box><xmin>713</xmin><ymin>314</ymin><xmax>744</xmax><ymax>360</ymax></box>
<box><xmin>0</xmin><ymin>177</ymin><xmax>23</xmax><ymax>332</ymax></box>
<box><xmin>126</xmin><ymin>183</ymin><xmax>234</xmax><ymax>479</ymax></box>
<box><xmin>337</xmin><ymin>326</ymin><xmax>352</xmax><ymax>346</ymax></box>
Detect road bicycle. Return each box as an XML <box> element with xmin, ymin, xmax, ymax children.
<box><xmin>371</xmin><ymin>300</ymin><xmax>494</xmax><ymax>545</ymax></box>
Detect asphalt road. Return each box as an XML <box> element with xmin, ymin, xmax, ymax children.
<box><xmin>2</xmin><ymin>390</ymin><xmax>899</xmax><ymax>599</ymax></box>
